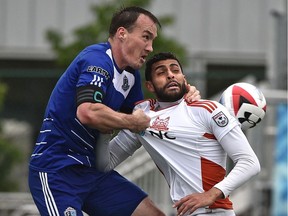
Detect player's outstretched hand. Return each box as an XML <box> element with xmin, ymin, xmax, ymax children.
<box><xmin>130</xmin><ymin>109</ymin><xmax>151</xmax><ymax>133</ymax></box>
<box><xmin>172</xmin><ymin>188</ymin><xmax>223</xmax><ymax>216</ymax></box>
<box><xmin>185</xmin><ymin>84</ymin><xmax>201</xmax><ymax>103</ymax></box>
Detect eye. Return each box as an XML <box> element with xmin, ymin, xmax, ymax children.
<box><xmin>171</xmin><ymin>66</ymin><xmax>181</xmax><ymax>74</ymax></box>
<box><xmin>143</xmin><ymin>35</ymin><xmax>149</xmax><ymax>41</ymax></box>
<box><xmin>155</xmin><ymin>70</ymin><xmax>165</xmax><ymax>76</ymax></box>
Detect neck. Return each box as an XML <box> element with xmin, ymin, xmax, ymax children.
<box><xmin>157</xmin><ymin>98</ymin><xmax>183</xmax><ymax>109</ymax></box>
<box><xmin>108</xmin><ymin>38</ymin><xmax>126</xmax><ymax>70</ymax></box>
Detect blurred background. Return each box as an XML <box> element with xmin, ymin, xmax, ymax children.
<box><xmin>0</xmin><ymin>0</ymin><xmax>287</xmax><ymax>215</ymax></box>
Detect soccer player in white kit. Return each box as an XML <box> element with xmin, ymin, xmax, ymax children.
<box><xmin>103</xmin><ymin>52</ymin><xmax>261</xmax><ymax>216</ymax></box>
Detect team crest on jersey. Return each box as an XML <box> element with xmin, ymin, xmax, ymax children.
<box><xmin>150</xmin><ymin>116</ymin><xmax>170</xmax><ymax>131</ymax></box>
<box><xmin>213</xmin><ymin>111</ymin><xmax>228</xmax><ymax>127</ymax></box>
<box><xmin>64</xmin><ymin>207</ymin><xmax>77</xmax><ymax>216</ymax></box>
<box><xmin>122</xmin><ymin>75</ymin><xmax>130</xmax><ymax>91</ymax></box>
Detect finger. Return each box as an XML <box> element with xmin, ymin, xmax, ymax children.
<box><xmin>173</xmin><ymin>196</ymin><xmax>189</xmax><ymax>208</ymax></box>
<box><xmin>177</xmin><ymin>203</ymin><xmax>190</xmax><ymax>216</ymax></box>
<box><xmin>187</xmin><ymin>90</ymin><xmax>201</xmax><ymax>102</ymax></box>
<box><xmin>184</xmin><ymin>85</ymin><xmax>196</xmax><ymax>100</ymax></box>
<box><xmin>175</xmin><ymin>200</ymin><xmax>189</xmax><ymax>215</ymax></box>
<box><xmin>186</xmin><ymin>83</ymin><xmax>191</xmax><ymax>92</ymax></box>
<box><xmin>193</xmin><ymin>90</ymin><xmax>201</xmax><ymax>100</ymax></box>
<box><xmin>188</xmin><ymin>203</ymin><xmax>201</xmax><ymax>215</ymax></box>
<box><xmin>183</xmin><ymin>201</ymin><xmax>202</xmax><ymax>216</ymax></box>
<box><xmin>172</xmin><ymin>201</ymin><xmax>181</xmax><ymax>208</ymax></box>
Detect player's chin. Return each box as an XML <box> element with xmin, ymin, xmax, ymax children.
<box><xmin>166</xmin><ymin>91</ymin><xmax>183</xmax><ymax>100</ymax></box>
<box><xmin>133</xmin><ymin>60</ymin><xmax>145</xmax><ymax>70</ymax></box>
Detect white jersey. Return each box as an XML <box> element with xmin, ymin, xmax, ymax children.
<box><xmin>110</xmin><ymin>98</ymin><xmax>260</xmax><ymax>215</ymax></box>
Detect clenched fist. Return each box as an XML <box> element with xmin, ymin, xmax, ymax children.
<box><xmin>129</xmin><ymin>109</ymin><xmax>151</xmax><ymax>133</ymax></box>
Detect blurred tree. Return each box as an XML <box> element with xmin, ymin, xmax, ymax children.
<box><xmin>0</xmin><ymin>83</ymin><xmax>23</xmax><ymax>191</ymax></box>
<box><xmin>46</xmin><ymin>0</ymin><xmax>188</xmax><ymax>98</ymax></box>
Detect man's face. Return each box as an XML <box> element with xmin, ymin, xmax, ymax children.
<box><xmin>121</xmin><ymin>14</ymin><xmax>158</xmax><ymax>70</ymax></box>
<box><xmin>146</xmin><ymin>59</ymin><xmax>187</xmax><ymax>102</ymax></box>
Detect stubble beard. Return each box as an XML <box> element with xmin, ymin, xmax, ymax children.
<box><xmin>154</xmin><ymin>81</ymin><xmax>187</xmax><ymax>102</ymax></box>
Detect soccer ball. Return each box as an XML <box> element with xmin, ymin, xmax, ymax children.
<box><xmin>219</xmin><ymin>82</ymin><xmax>267</xmax><ymax>130</ymax></box>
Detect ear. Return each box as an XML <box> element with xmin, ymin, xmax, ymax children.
<box><xmin>117</xmin><ymin>27</ymin><xmax>127</xmax><ymax>41</ymax></box>
<box><xmin>145</xmin><ymin>81</ymin><xmax>155</xmax><ymax>93</ymax></box>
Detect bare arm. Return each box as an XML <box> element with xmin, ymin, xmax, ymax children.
<box><xmin>77</xmin><ymin>102</ymin><xmax>150</xmax><ymax>133</ymax></box>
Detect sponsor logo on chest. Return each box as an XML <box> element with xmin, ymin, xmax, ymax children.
<box><xmin>148</xmin><ymin>116</ymin><xmax>175</xmax><ymax>140</ymax></box>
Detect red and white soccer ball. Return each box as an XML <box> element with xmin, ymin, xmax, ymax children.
<box><xmin>219</xmin><ymin>82</ymin><xmax>267</xmax><ymax>130</ymax></box>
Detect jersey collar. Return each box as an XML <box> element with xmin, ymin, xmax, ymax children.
<box><xmin>156</xmin><ymin>98</ymin><xmax>184</xmax><ymax>110</ymax></box>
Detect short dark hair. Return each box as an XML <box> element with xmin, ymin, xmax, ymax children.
<box><xmin>109</xmin><ymin>6</ymin><xmax>161</xmax><ymax>37</ymax></box>
<box><xmin>145</xmin><ymin>52</ymin><xmax>183</xmax><ymax>81</ymax></box>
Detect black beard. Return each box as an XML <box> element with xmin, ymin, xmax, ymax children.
<box><xmin>154</xmin><ymin>81</ymin><xmax>187</xmax><ymax>102</ymax></box>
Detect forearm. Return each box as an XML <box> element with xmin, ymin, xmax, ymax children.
<box><xmin>77</xmin><ymin>102</ymin><xmax>150</xmax><ymax>132</ymax></box>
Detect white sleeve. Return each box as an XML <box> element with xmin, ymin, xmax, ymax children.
<box><xmin>104</xmin><ymin>129</ymin><xmax>142</xmax><ymax>171</ymax></box>
<box><xmin>95</xmin><ymin>133</ymin><xmax>114</xmax><ymax>171</ymax></box>
<box><xmin>213</xmin><ymin>126</ymin><xmax>261</xmax><ymax>197</ymax></box>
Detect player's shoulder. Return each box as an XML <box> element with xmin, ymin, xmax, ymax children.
<box><xmin>80</xmin><ymin>43</ymin><xmax>112</xmax><ymax>61</ymax></box>
<box><xmin>135</xmin><ymin>99</ymin><xmax>157</xmax><ymax>110</ymax></box>
<box><xmin>77</xmin><ymin>43</ymin><xmax>114</xmax><ymax>74</ymax></box>
<box><xmin>185</xmin><ymin>99</ymin><xmax>223</xmax><ymax>113</ymax></box>
<box><xmin>80</xmin><ymin>43</ymin><xmax>112</xmax><ymax>59</ymax></box>
<box><xmin>84</xmin><ymin>42</ymin><xmax>110</xmax><ymax>52</ymax></box>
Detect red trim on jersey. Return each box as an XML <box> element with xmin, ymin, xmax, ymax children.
<box><xmin>134</xmin><ymin>99</ymin><xmax>157</xmax><ymax>110</ymax></box>
<box><xmin>187</xmin><ymin>100</ymin><xmax>218</xmax><ymax>113</ymax></box>
<box><xmin>201</xmin><ymin>157</ymin><xmax>233</xmax><ymax>210</ymax></box>
<box><xmin>203</xmin><ymin>133</ymin><xmax>216</xmax><ymax>140</ymax></box>
<box><xmin>148</xmin><ymin>99</ymin><xmax>157</xmax><ymax>110</ymax></box>
<box><xmin>134</xmin><ymin>99</ymin><xmax>147</xmax><ymax>105</ymax></box>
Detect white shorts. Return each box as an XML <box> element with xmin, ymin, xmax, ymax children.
<box><xmin>194</xmin><ymin>208</ymin><xmax>235</xmax><ymax>216</ymax></box>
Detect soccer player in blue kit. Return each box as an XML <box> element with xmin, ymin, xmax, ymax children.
<box><xmin>29</xmin><ymin>6</ymin><xmax>200</xmax><ymax>216</ymax></box>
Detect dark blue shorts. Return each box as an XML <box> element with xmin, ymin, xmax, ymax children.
<box><xmin>29</xmin><ymin>165</ymin><xmax>147</xmax><ymax>216</ymax></box>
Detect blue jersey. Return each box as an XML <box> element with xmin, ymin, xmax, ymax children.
<box><xmin>29</xmin><ymin>42</ymin><xmax>144</xmax><ymax>171</ymax></box>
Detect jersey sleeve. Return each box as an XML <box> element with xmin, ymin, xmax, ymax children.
<box><xmin>188</xmin><ymin>100</ymin><xmax>240</xmax><ymax>141</ymax></box>
<box><xmin>133</xmin><ymin>100</ymin><xmax>151</xmax><ymax>112</ymax></box>
<box><xmin>189</xmin><ymin>100</ymin><xmax>260</xmax><ymax>197</ymax></box>
<box><xmin>105</xmin><ymin>129</ymin><xmax>142</xmax><ymax>170</ymax></box>
<box><xmin>76</xmin><ymin>49</ymin><xmax>113</xmax><ymax>95</ymax></box>
<box><xmin>213</xmin><ymin>126</ymin><xmax>261</xmax><ymax>197</ymax></box>
<box><xmin>203</xmin><ymin>101</ymin><xmax>261</xmax><ymax>197</ymax></box>
<box><xmin>209</xmin><ymin>101</ymin><xmax>240</xmax><ymax>141</ymax></box>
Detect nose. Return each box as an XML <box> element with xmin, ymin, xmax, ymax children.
<box><xmin>167</xmin><ymin>70</ymin><xmax>175</xmax><ymax>79</ymax></box>
<box><xmin>146</xmin><ymin>41</ymin><xmax>153</xmax><ymax>53</ymax></box>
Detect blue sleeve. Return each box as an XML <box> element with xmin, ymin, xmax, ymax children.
<box><xmin>76</xmin><ymin>49</ymin><xmax>113</xmax><ymax>95</ymax></box>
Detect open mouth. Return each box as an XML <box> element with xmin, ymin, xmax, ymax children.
<box><xmin>166</xmin><ymin>82</ymin><xmax>179</xmax><ymax>89</ymax></box>
<box><xmin>140</xmin><ymin>55</ymin><xmax>147</xmax><ymax>62</ymax></box>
